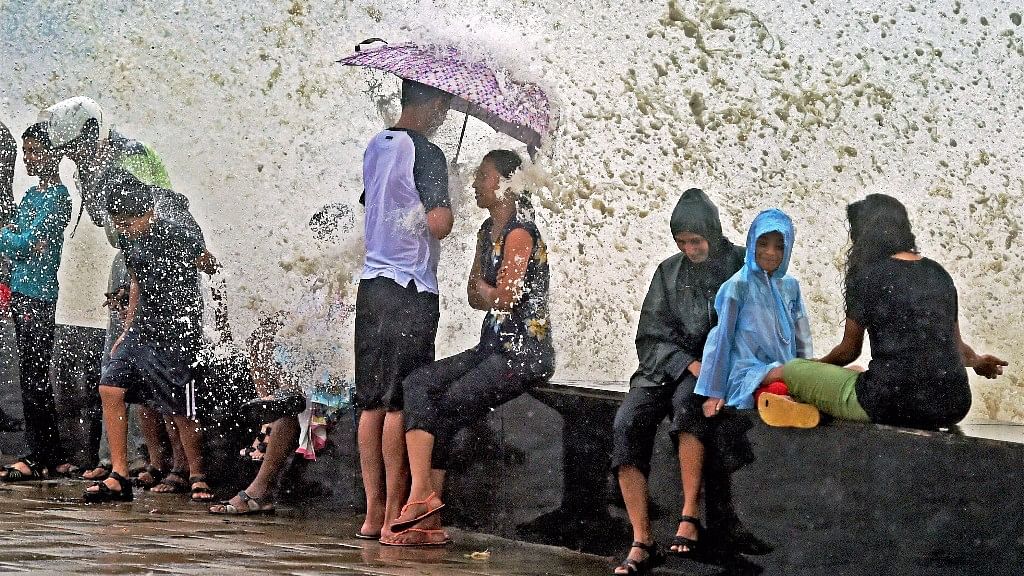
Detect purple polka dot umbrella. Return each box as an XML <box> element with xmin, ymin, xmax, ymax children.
<box><xmin>338</xmin><ymin>40</ymin><xmax>551</xmax><ymax>156</ymax></box>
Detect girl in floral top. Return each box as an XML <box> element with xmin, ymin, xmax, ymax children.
<box><xmin>381</xmin><ymin>150</ymin><xmax>554</xmax><ymax>546</ymax></box>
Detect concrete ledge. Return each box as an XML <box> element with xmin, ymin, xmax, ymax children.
<box><xmin>21</xmin><ymin>328</ymin><xmax>1024</xmax><ymax>575</ymax></box>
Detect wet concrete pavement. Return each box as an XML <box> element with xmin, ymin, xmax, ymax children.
<box><xmin>0</xmin><ymin>479</ymin><xmax>618</xmax><ymax>576</ymax></box>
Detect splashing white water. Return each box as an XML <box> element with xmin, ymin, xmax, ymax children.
<box><xmin>1</xmin><ymin>0</ymin><xmax>1022</xmax><ymax>421</ymax></box>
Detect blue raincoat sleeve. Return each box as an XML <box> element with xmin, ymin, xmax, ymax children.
<box><xmin>792</xmin><ymin>282</ymin><xmax>813</xmax><ymax>359</ymax></box>
<box><xmin>694</xmin><ymin>283</ymin><xmax>740</xmax><ymax>400</ymax></box>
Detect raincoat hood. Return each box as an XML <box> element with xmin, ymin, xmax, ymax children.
<box><xmin>745</xmin><ymin>208</ymin><xmax>795</xmax><ymax>277</ymax></box>
<box><xmin>670</xmin><ymin>188</ymin><xmax>725</xmax><ymax>245</ymax></box>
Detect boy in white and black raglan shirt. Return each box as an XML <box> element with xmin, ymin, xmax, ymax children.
<box><xmin>355</xmin><ymin>78</ymin><xmax>453</xmax><ymax>541</ymax></box>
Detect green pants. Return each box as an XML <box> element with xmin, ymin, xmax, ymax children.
<box><xmin>781</xmin><ymin>359</ymin><xmax>871</xmax><ymax>422</ymax></box>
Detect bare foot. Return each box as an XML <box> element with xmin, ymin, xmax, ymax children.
<box><xmin>151</xmin><ymin>471</ymin><xmax>187</xmax><ymax>493</ymax></box>
<box><xmin>381</xmin><ymin>513</ymin><xmax>444</xmax><ymax>545</ymax></box>
<box><xmin>82</xmin><ymin>465</ymin><xmax>110</xmax><ymax>480</ymax></box>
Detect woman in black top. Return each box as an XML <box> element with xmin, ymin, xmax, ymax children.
<box><xmin>381</xmin><ymin>149</ymin><xmax>554</xmax><ymax>546</ymax></box>
<box><xmin>761</xmin><ymin>194</ymin><xmax>1006</xmax><ymax>430</ymax></box>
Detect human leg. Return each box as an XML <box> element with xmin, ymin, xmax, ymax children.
<box><xmin>780</xmin><ymin>359</ymin><xmax>870</xmax><ymax>422</ymax></box>
<box><xmin>357</xmin><ymin>409</ymin><xmax>386</xmax><ymax>536</ymax></box>
<box><xmin>373</xmin><ymin>280</ymin><xmax>440</xmax><ymax>534</ymax></box>
<box><xmin>83</xmin><ymin>384</ymin><xmax>133</xmax><ymax>500</ymax></box>
<box><xmin>611</xmin><ymin>385</ymin><xmax>671</xmax><ymax>572</ymax></box>
<box><xmin>381</xmin><ymin>410</ymin><xmax>409</xmax><ymax>528</ymax></box>
<box><xmin>667</xmin><ymin>375</ymin><xmax>711</xmax><ymax>554</ymax></box>
<box><xmin>209</xmin><ymin>415</ymin><xmax>297</xmax><ymax>514</ymax></box>
<box><xmin>135</xmin><ymin>406</ymin><xmax>169</xmax><ymax>486</ymax></box>
<box><xmin>9</xmin><ymin>294</ymin><xmax>63</xmax><ymax>471</ymax></box>
<box><xmin>169</xmin><ymin>414</ymin><xmax>214</xmax><ymax>502</ymax></box>
<box><xmin>354</xmin><ymin>278</ymin><xmax>397</xmax><ymax>537</ymax></box>
<box><xmin>150</xmin><ymin>414</ymin><xmax>188</xmax><ymax>493</ymax></box>
<box><xmin>386</xmin><ymin>350</ymin><xmax>488</xmax><ymax>537</ymax></box>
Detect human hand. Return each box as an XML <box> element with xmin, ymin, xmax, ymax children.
<box><xmin>102</xmin><ymin>288</ymin><xmax>128</xmax><ymax>311</ymax></box>
<box><xmin>30</xmin><ymin>239</ymin><xmax>48</xmax><ymax>255</ymax></box>
<box><xmin>196</xmin><ymin>250</ymin><xmax>220</xmax><ymax>275</ymax></box>
<box><xmin>476</xmin><ymin>278</ymin><xmax>495</xmax><ymax>301</ymax></box>
<box><xmin>972</xmin><ymin>354</ymin><xmax>1008</xmax><ymax>379</ymax></box>
<box><xmin>703</xmin><ymin>397</ymin><xmax>725</xmax><ymax>418</ymax></box>
<box><xmin>688</xmin><ymin>360</ymin><xmax>701</xmax><ymax>377</ymax></box>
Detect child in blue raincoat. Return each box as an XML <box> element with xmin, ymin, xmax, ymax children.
<box><xmin>695</xmin><ymin>209</ymin><xmax>812</xmax><ymax>416</ymax></box>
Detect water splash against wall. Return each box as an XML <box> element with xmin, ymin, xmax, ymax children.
<box><xmin>1</xmin><ymin>0</ymin><xmax>1021</xmax><ymax>420</ymax></box>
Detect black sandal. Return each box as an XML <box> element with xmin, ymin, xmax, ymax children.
<box><xmin>614</xmin><ymin>540</ymin><xmax>664</xmax><ymax>575</ymax></box>
<box><xmin>240</xmin><ymin>426</ymin><xmax>271</xmax><ymax>461</ymax></box>
<box><xmin>190</xmin><ymin>475</ymin><xmax>216</xmax><ymax>503</ymax></box>
<box><xmin>0</xmin><ymin>457</ymin><xmax>47</xmax><ymax>482</ymax></box>
<box><xmin>668</xmin><ymin>515</ymin><xmax>703</xmax><ymax>557</ymax></box>
<box><xmin>83</xmin><ymin>471</ymin><xmax>134</xmax><ymax>503</ymax></box>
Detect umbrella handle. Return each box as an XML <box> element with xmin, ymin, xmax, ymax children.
<box><xmin>355</xmin><ymin>38</ymin><xmax>388</xmax><ymax>52</ymax></box>
<box><xmin>453</xmin><ymin>113</ymin><xmax>469</xmax><ymax>165</ymax></box>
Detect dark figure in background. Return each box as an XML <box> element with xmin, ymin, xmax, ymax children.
<box><xmin>611</xmin><ymin>189</ymin><xmax>764</xmax><ymax>575</ymax></box>
<box><xmin>0</xmin><ymin>121</ymin><xmax>15</xmax><ymax>224</ymax></box>
<box><xmin>383</xmin><ymin>150</ymin><xmax>554</xmax><ymax>546</ymax></box>
<box><xmin>0</xmin><ymin>123</ymin><xmax>74</xmax><ymax>480</ymax></box>
<box><xmin>0</xmin><ymin>121</ymin><xmax>21</xmax><ymax>433</ymax></box>
<box><xmin>762</xmin><ymin>194</ymin><xmax>1007</xmax><ymax>429</ymax></box>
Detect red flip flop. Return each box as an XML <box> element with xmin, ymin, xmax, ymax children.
<box><xmin>389</xmin><ymin>492</ymin><xmax>445</xmax><ymax>533</ymax></box>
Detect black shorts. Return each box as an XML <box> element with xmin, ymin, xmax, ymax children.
<box><xmin>101</xmin><ymin>332</ymin><xmax>199</xmax><ymax>419</ymax></box>
<box><xmin>610</xmin><ymin>374</ymin><xmax>712</xmax><ymax>476</ymax></box>
<box><xmin>354</xmin><ymin>277</ymin><xmax>439</xmax><ymax>411</ymax></box>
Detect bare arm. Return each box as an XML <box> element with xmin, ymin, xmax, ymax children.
<box><xmin>426</xmin><ymin>207</ymin><xmax>454</xmax><ymax>240</ymax></box>
<box><xmin>467</xmin><ymin>241</ymin><xmax>489</xmax><ymax>310</ymax></box>
<box><xmin>475</xmin><ymin>228</ymin><xmax>533</xmax><ymax>312</ymax></box>
<box><xmin>817</xmin><ymin>317</ymin><xmax>865</xmax><ymax>366</ymax></box>
<box><xmin>124</xmin><ymin>272</ymin><xmax>140</xmax><ymax>329</ymax></box>
<box><xmin>955</xmin><ymin>322</ymin><xmax>1007</xmax><ymax>378</ymax></box>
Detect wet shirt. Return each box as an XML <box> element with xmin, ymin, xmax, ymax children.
<box><xmin>848</xmin><ymin>257</ymin><xmax>970</xmax><ymax>428</ymax></box>
<box><xmin>477</xmin><ymin>216</ymin><xmax>554</xmax><ymax>381</ymax></box>
<box><xmin>0</xmin><ymin>184</ymin><xmax>72</xmax><ymax>301</ymax></box>
<box><xmin>120</xmin><ymin>218</ymin><xmax>204</xmax><ymax>356</ymax></box>
<box><xmin>630</xmin><ymin>245</ymin><xmax>745</xmax><ymax>388</ymax></box>
<box><xmin>360</xmin><ymin>128</ymin><xmax>449</xmax><ymax>294</ymax></box>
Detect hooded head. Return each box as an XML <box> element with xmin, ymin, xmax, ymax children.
<box><xmin>745</xmin><ymin>209</ymin><xmax>795</xmax><ymax>277</ymax></box>
<box><xmin>670</xmin><ymin>188</ymin><xmax>728</xmax><ymax>256</ymax></box>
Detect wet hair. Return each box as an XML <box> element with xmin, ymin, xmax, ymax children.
<box><xmin>21</xmin><ymin>122</ymin><xmax>52</xmax><ymax>149</ymax></box>
<box><xmin>483</xmin><ymin>149</ymin><xmax>534</xmax><ymax>218</ymax></box>
<box><xmin>843</xmin><ymin>193</ymin><xmax>917</xmax><ymax>309</ymax></box>
<box><xmin>483</xmin><ymin>149</ymin><xmax>522</xmax><ymax>178</ymax></box>
<box><xmin>401</xmin><ymin>79</ymin><xmax>452</xmax><ymax>108</ymax></box>
<box><xmin>103</xmin><ymin>167</ymin><xmax>155</xmax><ymax>217</ymax></box>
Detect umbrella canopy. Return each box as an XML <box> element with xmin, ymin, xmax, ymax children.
<box><xmin>338</xmin><ymin>41</ymin><xmax>551</xmax><ymax>149</ymax></box>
